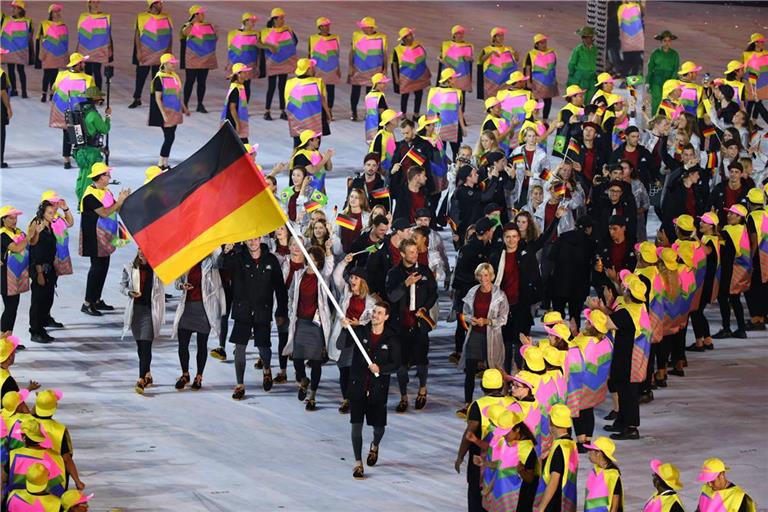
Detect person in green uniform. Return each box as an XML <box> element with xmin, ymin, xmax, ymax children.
<box><xmin>646</xmin><ymin>30</ymin><xmax>680</xmax><ymax>115</ymax></box>
<box><xmin>568</xmin><ymin>26</ymin><xmax>598</xmax><ymax>105</ymax></box>
<box><xmin>73</xmin><ymin>87</ymin><xmax>111</xmax><ymax>206</ymax></box>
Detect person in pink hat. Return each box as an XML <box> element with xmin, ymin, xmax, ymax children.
<box><xmin>36</xmin><ymin>3</ymin><xmax>69</xmax><ymax>103</ymax></box>
<box><xmin>180</xmin><ymin>5</ymin><xmax>218</xmax><ymax>114</ymax></box>
<box><xmin>643</xmin><ymin>459</ymin><xmax>684</xmax><ymax>512</ymax></box>
<box><xmin>222</xmin><ymin>63</ymin><xmax>252</xmax><ymax>142</ymax></box>
<box><xmin>1</xmin><ymin>205</ymin><xmax>37</xmax><ymax>335</ymax></box>
<box><xmin>1</xmin><ymin>47</ymin><xmax>13</xmax><ymax>168</ymax></box>
<box><xmin>477</xmin><ymin>26</ymin><xmax>518</xmax><ymax>101</ymax></box>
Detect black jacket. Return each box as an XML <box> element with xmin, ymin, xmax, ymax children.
<box><xmin>348</xmin><ymin>325</ymin><xmax>401</xmax><ymax>403</ymax></box>
<box><xmin>223</xmin><ymin>244</ymin><xmax>288</xmax><ymax>323</ymax></box>
<box><xmin>488</xmin><ymin>218</ymin><xmax>559</xmax><ymax>306</ymax></box>
<box><xmin>452</xmin><ymin>237</ymin><xmax>491</xmax><ymax>295</ymax></box>
<box><xmin>347</xmin><ymin>172</ymin><xmax>390</xmax><ymax>211</ymax></box>
<box><xmin>548</xmin><ymin>228</ymin><xmax>595</xmax><ymax>300</ymax></box>
<box><xmin>366</xmin><ymin>236</ymin><xmax>399</xmax><ymax>297</ymax></box>
<box><xmin>610</xmin><ymin>143</ymin><xmax>655</xmax><ymax>186</ymax></box>
<box><xmin>455</xmin><ymin>183</ymin><xmax>497</xmax><ymax>241</ymax></box>
<box><xmin>393</xmin><ymin>137</ymin><xmax>435</xmax><ymax>193</ymax></box>
<box><xmin>707</xmin><ymin>180</ymin><xmax>749</xmax><ymax>214</ymax></box>
<box><xmin>590</xmin><ymin>188</ymin><xmax>638</xmax><ymax>245</ymax></box>
<box><xmin>385</xmin><ymin>262</ymin><xmax>438</xmax><ymax>333</ymax></box>
<box><xmin>660</xmin><ymin>167</ymin><xmax>706</xmax><ymax>240</ymax></box>
<box><xmin>391</xmin><ymin>181</ymin><xmax>428</xmax><ymax>222</ymax></box>
<box><xmin>592</xmin><ymin>238</ymin><xmax>637</xmax><ymax>294</ymax></box>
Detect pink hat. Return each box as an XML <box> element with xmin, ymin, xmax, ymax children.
<box><xmin>698</xmin><ymin>212</ymin><xmax>719</xmax><ymax>226</ymax></box>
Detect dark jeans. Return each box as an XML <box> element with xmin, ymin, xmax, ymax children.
<box><xmin>464</xmin><ymin>359</ymin><xmax>480</xmax><ymax>404</ymax></box>
<box><xmin>294</xmin><ymin>358</ymin><xmax>322</xmax><ymax>390</ymax></box>
<box><xmin>62</xmin><ymin>130</ymin><xmax>72</xmax><ymax>158</ymax></box>
<box><xmin>278</xmin><ymin>331</ymin><xmax>288</xmax><ymax>370</ymax></box>
<box><xmin>160</xmin><ymin>126</ymin><xmax>176</xmax><ymax>157</ymax></box>
<box><xmin>542</xmin><ymin>98</ymin><xmax>552</xmax><ymax>119</ymax></box>
<box><xmin>136</xmin><ymin>340</ymin><xmax>153</xmax><ymax>378</ymax></box>
<box><xmin>326</xmin><ymin>84</ymin><xmax>335</xmax><ymax>109</ymax></box>
<box><xmin>621</xmin><ymin>51</ymin><xmax>643</xmax><ymax>76</ymax></box>
<box><xmin>350</xmin><ymin>85</ymin><xmax>371</xmax><ymax>112</ymax></box>
<box><xmin>400</xmin><ymin>89</ymin><xmax>424</xmax><ymax>114</ymax></box>
<box><xmin>613</xmin><ymin>380</ymin><xmax>640</xmax><ymax>430</ymax></box>
<box><xmin>178</xmin><ymin>327</ymin><xmax>209</xmax><ymax>375</ymax></box>
<box><xmin>29</xmin><ymin>271</ymin><xmax>57</xmax><ymax>334</ymax></box>
<box><xmin>41</xmin><ymin>68</ymin><xmax>58</xmax><ymax>95</ymax></box>
<box><xmin>573</xmin><ymin>407</ymin><xmax>595</xmax><ymax>438</ymax></box>
<box><xmin>183</xmin><ymin>68</ymin><xmax>209</xmax><ymax>105</ymax></box>
<box><xmin>397</xmin><ymin>364</ymin><xmax>427</xmax><ymax>395</ymax></box>
<box><xmin>552</xmin><ymin>295</ymin><xmax>585</xmax><ymax>329</ymax></box>
<box><xmin>7</xmin><ymin>64</ymin><xmax>27</xmax><ymax>95</ymax></box>
<box><xmin>84</xmin><ymin>62</ymin><xmax>103</xmax><ymax>89</ymax></box>
<box><xmin>85</xmin><ymin>255</ymin><xmax>110</xmax><ymax>304</ymax></box>
<box><xmin>1</xmin><ymin>293</ymin><xmax>20</xmax><ymax>332</ymax></box>
<box><xmin>502</xmin><ymin>303</ymin><xmax>533</xmax><ymax>373</ymax></box>
<box><xmin>718</xmin><ymin>292</ymin><xmax>745</xmax><ymax>332</ymax></box>
<box><xmin>133</xmin><ymin>65</ymin><xmax>160</xmax><ymax>100</ymax></box>
<box><xmin>265</xmin><ymin>73</ymin><xmax>287</xmax><ymax>110</ymax></box>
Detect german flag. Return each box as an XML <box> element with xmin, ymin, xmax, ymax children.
<box><xmin>120</xmin><ymin>124</ymin><xmax>287</xmax><ymax>283</ymax></box>
<box><xmin>404</xmin><ymin>147</ymin><xmax>426</xmax><ymax>166</ymax></box>
<box><xmin>335</xmin><ymin>213</ymin><xmax>358</xmax><ymax>230</ymax></box>
<box><xmin>304</xmin><ymin>200</ymin><xmax>322</xmax><ymax>213</ymax></box>
<box><xmin>567</xmin><ymin>137</ymin><xmax>581</xmax><ymax>157</ymax></box>
<box><xmin>705</xmin><ymin>151</ymin><xmax>718</xmax><ymax>169</ymax></box>
<box><xmin>553</xmin><ymin>181</ymin><xmax>567</xmax><ymax>198</ymax></box>
<box><xmin>371</xmin><ymin>187</ymin><xmax>390</xmax><ymax>199</ymax></box>
<box><xmin>511</xmin><ymin>153</ymin><xmax>525</xmax><ymax>166</ymax></box>
<box><xmin>540</xmin><ymin>168</ymin><xmax>552</xmax><ymax>181</ymax></box>
<box><xmin>702</xmin><ymin>126</ymin><xmax>716</xmax><ymax>139</ymax></box>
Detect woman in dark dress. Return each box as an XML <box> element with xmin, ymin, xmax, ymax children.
<box><xmin>149</xmin><ymin>53</ymin><xmax>189</xmax><ymax>170</ymax></box>
<box><xmin>28</xmin><ymin>201</ymin><xmax>58</xmax><ymax>343</ymax></box>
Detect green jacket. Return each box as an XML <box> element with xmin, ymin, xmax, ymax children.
<box><xmin>567</xmin><ymin>43</ymin><xmax>598</xmax><ymax>100</ymax></box>
<box><xmin>83</xmin><ymin>103</ymin><xmax>111</xmax><ymax>138</ymax></box>
<box><xmin>647</xmin><ymin>48</ymin><xmax>680</xmax><ymax>113</ymax></box>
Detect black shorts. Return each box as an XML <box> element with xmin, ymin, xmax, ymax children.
<box><xmin>350</xmin><ymin>396</ymin><xmax>387</xmax><ymax>427</ymax></box>
<box><xmin>229</xmin><ymin>319</ymin><xmax>271</xmax><ymax>347</ymax></box>
<box><xmin>400</xmin><ymin>327</ymin><xmax>429</xmax><ymax>367</ymax></box>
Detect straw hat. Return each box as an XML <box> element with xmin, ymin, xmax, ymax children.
<box><xmin>674</xmin><ymin>214</ymin><xmax>695</xmax><ymax>232</ymax></box>
<box><xmin>650</xmin><ymin>459</ymin><xmax>683</xmax><ymax>489</ymax></box>
<box><xmin>584</xmin><ymin>436</ymin><xmax>617</xmax><ymax>462</ymax></box>
<box><xmin>379</xmin><ymin>109</ymin><xmax>402</xmax><ymax>127</ymax></box>
<box><xmin>295</xmin><ymin>58</ymin><xmax>316</xmax><ymax>76</ymax></box>
<box><xmin>576</xmin><ymin>26</ymin><xmax>595</xmax><ymax>37</ymax></box>
<box><xmin>87</xmin><ymin>162</ymin><xmax>111</xmax><ymax>179</ymax></box>
<box><xmin>67</xmin><ymin>52</ymin><xmax>89</xmax><ymax>68</ymax></box>
<box><xmin>678</xmin><ymin>61</ymin><xmax>702</xmax><ymax>76</ymax></box>
<box><xmin>550</xmin><ymin>404</ymin><xmax>573</xmax><ymax>428</ymax></box>
<box><xmin>654</xmin><ymin>30</ymin><xmax>677</xmax><ymax>41</ymax></box>
<box><xmin>481</xmin><ymin>368</ymin><xmax>503</xmax><ymax>389</ymax></box>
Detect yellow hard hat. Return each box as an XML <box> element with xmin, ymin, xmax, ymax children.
<box><xmin>481</xmin><ymin>368</ymin><xmax>503</xmax><ymax>389</ymax></box>
<box><xmin>379</xmin><ymin>109</ymin><xmax>402</xmax><ymax>127</ymax></box>
<box><xmin>651</xmin><ymin>459</ymin><xmax>683</xmax><ymax>490</ymax></box>
<box><xmin>295</xmin><ymin>57</ymin><xmax>317</xmax><ymax>76</ymax></box>
<box><xmin>674</xmin><ymin>214</ymin><xmax>695</xmax><ymax>232</ymax></box>
<box><xmin>25</xmin><ymin>462</ymin><xmax>50</xmax><ymax>494</ymax></box>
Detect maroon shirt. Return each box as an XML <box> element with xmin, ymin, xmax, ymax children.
<box><xmin>340</xmin><ymin>210</ymin><xmax>363</xmax><ymax>252</ymax></box>
<box><xmin>186</xmin><ymin>263</ymin><xmax>203</xmax><ymax>302</ymax></box>
<box><xmin>417</xmin><ymin>248</ymin><xmax>429</xmax><ymax>267</ymax></box>
<box><xmin>473</xmin><ymin>289</ymin><xmax>492</xmax><ymax>334</ymax></box>
<box><xmin>346</xmin><ymin>295</ymin><xmax>366</xmax><ymax>321</ymax></box>
<box><xmin>623</xmin><ymin>148</ymin><xmax>639</xmax><ymax>170</ymax></box>
<box><xmin>365</xmin><ymin>331</ymin><xmax>383</xmax><ymax>392</ymax></box>
<box><xmin>500</xmin><ymin>251</ymin><xmax>520</xmax><ymax>306</ymax></box>
<box><xmin>583</xmin><ymin>147</ymin><xmax>595</xmax><ymax>182</ymax></box>
<box><xmin>409</xmin><ymin>190</ymin><xmax>427</xmax><ymax>222</ymax></box>
<box><xmin>724</xmin><ymin>185</ymin><xmax>742</xmax><ymax>209</ymax></box>
<box><xmin>388</xmin><ymin>239</ymin><xmax>402</xmax><ymax>267</ymax></box>
<box><xmin>609</xmin><ymin>239</ymin><xmax>628</xmax><ymax>271</ymax></box>
<box><xmin>288</xmin><ymin>192</ymin><xmax>299</xmax><ymax>222</ymax></box>
<box><xmin>297</xmin><ymin>272</ymin><xmax>319</xmax><ymax>319</ymax></box>
<box><xmin>544</xmin><ymin>202</ymin><xmax>559</xmax><ymax>229</ymax></box>
<box><xmin>684</xmin><ymin>186</ymin><xmax>697</xmax><ymax>215</ymax></box>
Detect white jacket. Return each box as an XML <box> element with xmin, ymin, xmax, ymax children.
<box><xmin>171</xmin><ymin>252</ymin><xmax>226</xmax><ymax>339</ymax></box>
<box><xmin>459</xmin><ymin>284</ymin><xmax>509</xmax><ymax>371</ymax></box>
<box><xmin>282</xmin><ymin>256</ymin><xmax>335</xmax><ymax>356</ymax></box>
<box><xmin>120</xmin><ymin>263</ymin><xmax>166</xmax><ymax>340</ymax></box>
<box><xmin>327</xmin><ymin>258</ymin><xmax>376</xmax><ymax>361</ymax></box>
<box><xmin>509</xmin><ymin>145</ymin><xmax>550</xmax><ymax>208</ymax></box>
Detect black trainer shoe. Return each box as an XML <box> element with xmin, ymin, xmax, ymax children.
<box><xmin>94</xmin><ymin>300</ymin><xmax>114</xmax><ymax>311</ymax></box>
<box><xmin>279</xmin><ymin>111</ymin><xmax>288</xmax><ymax>120</ymax></box>
<box><xmin>610</xmin><ymin>428</ymin><xmax>640</xmax><ymax>440</ymax></box>
<box><xmin>30</xmin><ymin>333</ymin><xmax>52</xmax><ymax>344</ymax></box>
<box><xmin>712</xmin><ymin>329</ymin><xmax>732</xmax><ymax>339</ymax></box>
<box><xmin>45</xmin><ymin>318</ymin><xmax>64</xmax><ymax>328</ymax></box>
<box><xmin>196</xmin><ymin>104</ymin><xmax>208</xmax><ymax>114</ymax></box>
<box><xmin>686</xmin><ymin>343</ymin><xmax>706</xmax><ymax>352</ymax></box>
<box><xmin>81</xmin><ymin>303</ymin><xmax>103</xmax><ymax>316</ymax></box>
<box><xmin>128</xmin><ymin>99</ymin><xmax>142</xmax><ymax>109</ymax></box>
<box><xmin>732</xmin><ymin>329</ymin><xmax>748</xmax><ymax>339</ymax></box>
<box><xmin>603</xmin><ymin>410</ymin><xmax>618</xmax><ymax>421</ymax></box>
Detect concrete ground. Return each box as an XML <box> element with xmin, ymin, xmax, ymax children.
<box><xmin>1</xmin><ymin>2</ymin><xmax>767</xmax><ymax>511</ymax></box>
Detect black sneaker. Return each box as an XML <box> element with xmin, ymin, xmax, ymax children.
<box><xmin>305</xmin><ymin>398</ymin><xmax>317</xmax><ymax>411</ymax></box>
<box><xmin>63</xmin><ymin>161</ymin><xmax>72</xmax><ymax>169</ymax></box>
<box><xmin>45</xmin><ymin>318</ymin><xmax>64</xmax><ymax>328</ymax></box>
<box><xmin>639</xmin><ymin>391</ymin><xmax>654</xmax><ymax>404</ymax></box>
<box><xmin>279</xmin><ymin>111</ymin><xmax>288</xmax><ymax>120</ymax></box>
<box><xmin>732</xmin><ymin>330</ymin><xmax>748</xmax><ymax>339</ymax></box>
<box><xmin>232</xmin><ymin>386</ymin><xmax>245</xmax><ymax>400</ymax></box>
<box><xmin>9</xmin><ymin>90</ymin><xmax>18</xmax><ymax>97</ymax></box>
<box><xmin>610</xmin><ymin>428</ymin><xmax>640</xmax><ymax>440</ymax></box>
<box><xmin>30</xmin><ymin>333</ymin><xmax>52</xmax><ymax>344</ymax></box>
<box><xmin>668</xmin><ymin>368</ymin><xmax>685</xmax><ymax>377</ymax></box>
<box><xmin>263</xmin><ymin>112</ymin><xmax>273</xmax><ymax>121</ymax></box>
<box><xmin>41</xmin><ymin>93</ymin><xmax>46</xmax><ymax>103</ymax></box>
<box><xmin>81</xmin><ymin>303</ymin><xmax>103</xmax><ymax>316</ymax></box>
<box><xmin>297</xmin><ymin>378</ymin><xmax>309</xmax><ymax>401</ymax></box>
<box><xmin>21</xmin><ymin>91</ymin><xmax>27</xmax><ymax>99</ymax></box>
<box><xmin>686</xmin><ymin>343</ymin><xmax>706</xmax><ymax>352</ymax></box>
<box><xmin>1</xmin><ymin>163</ymin><xmax>8</xmax><ymax>168</ymax></box>
<box><xmin>704</xmin><ymin>343</ymin><xmax>714</xmax><ymax>350</ymax></box>
<box><xmin>603</xmin><ymin>424</ymin><xmax>622</xmax><ymax>433</ymax></box>
<box><xmin>712</xmin><ymin>329</ymin><xmax>732</xmax><ymax>339</ymax></box>
<box><xmin>128</xmin><ymin>99</ymin><xmax>142</xmax><ymax>109</ymax></box>
<box><xmin>94</xmin><ymin>300</ymin><xmax>114</xmax><ymax>311</ymax></box>
<box><xmin>196</xmin><ymin>104</ymin><xmax>208</xmax><ymax>113</ymax></box>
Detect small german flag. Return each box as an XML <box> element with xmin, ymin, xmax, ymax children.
<box><xmin>416</xmin><ymin>307</ymin><xmax>436</xmax><ymax>331</ymax></box>
<box><xmin>371</xmin><ymin>187</ymin><xmax>390</xmax><ymax>199</ymax></box>
<box><xmin>335</xmin><ymin>213</ymin><xmax>358</xmax><ymax>230</ymax></box>
<box><xmin>540</xmin><ymin>168</ymin><xmax>552</xmax><ymax>181</ymax></box>
<box><xmin>304</xmin><ymin>200</ymin><xmax>322</xmax><ymax>213</ymax></box>
<box><xmin>595</xmin><ymin>105</ymin><xmax>606</xmax><ymax>118</ymax></box>
<box><xmin>706</xmin><ymin>151</ymin><xmax>718</xmax><ymax>169</ymax></box>
<box><xmin>702</xmin><ymin>126</ymin><xmax>716</xmax><ymax>139</ymax></box>
<box><xmin>567</xmin><ymin>137</ymin><xmax>581</xmax><ymax>156</ymax></box>
<box><xmin>553</xmin><ymin>181</ymin><xmax>567</xmax><ymax>198</ymax></box>
<box><xmin>511</xmin><ymin>153</ymin><xmax>525</xmax><ymax>166</ymax></box>
<box><xmin>120</xmin><ymin>124</ymin><xmax>287</xmax><ymax>283</ymax></box>
<box><xmin>404</xmin><ymin>148</ymin><xmax>426</xmax><ymax>166</ymax></box>
<box><xmin>660</xmin><ymin>99</ymin><xmax>676</xmax><ymax>111</ymax></box>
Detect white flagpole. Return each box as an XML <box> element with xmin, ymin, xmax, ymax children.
<box><xmin>283</xmin><ymin>220</ymin><xmax>379</xmax><ymax>376</ymax></box>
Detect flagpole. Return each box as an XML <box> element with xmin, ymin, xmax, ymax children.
<box><xmin>283</xmin><ymin>220</ymin><xmax>378</xmax><ymax>376</ymax></box>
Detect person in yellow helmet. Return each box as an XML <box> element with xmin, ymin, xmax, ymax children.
<box><xmin>696</xmin><ymin>458</ymin><xmax>756</xmax><ymax>512</ymax></box>
<box><xmin>180</xmin><ymin>4</ymin><xmax>218</xmax><ymax>113</ymax></box>
<box><xmin>261</xmin><ymin>7</ymin><xmax>298</xmax><ymax>121</ymax></box>
<box><xmin>1</xmin><ymin>0</ymin><xmax>34</xmax><ymax>99</ymax></box>
<box><xmin>129</xmin><ymin>0</ymin><xmax>173</xmax><ymax>109</ymax></box>
<box><xmin>149</xmin><ymin>53</ymin><xmax>189</xmax><ymax>169</ymax></box>
<box><xmin>36</xmin><ymin>3</ymin><xmax>69</xmax><ymax>103</ymax></box>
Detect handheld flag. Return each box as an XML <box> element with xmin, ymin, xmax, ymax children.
<box><xmin>403</xmin><ymin>147</ymin><xmax>427</xmax><ymax>166</ymax></box>
<box><xmin>371</xmin><ymin>187</ymin><xmax>390</xmax><ymax>199</ymax></box>
<box><xmin>310</xmin><ymin>189</ymin><xmax>328</xmax><ymax>206</ymax></box>
<box><xmin>540</xmin><ymin>168</ymin><xmax>552</xmax><ymax>181</ymax></box>
<box><xmin>553</xmin><ymin>134</ymin><xmax>566</xmax><ymax>154</ymax></box>
<box><xmin>702</xmin><ymin>126</ymin><xmax>716</xmax><ymax>139</ymax></box>
<box><xmin>119</xmin><ymin>123</ymin><xmax>287</xmax><ymax>283</ymax></box>
<box><xmin>304</xmin><ymin>200</ymin><xmax>322</xmax><ymax>213</ymax></box>
<box><xmin>511</xmin><ymin>153</ymin><xmax>525</xmax><ymax>166</ymax></box>
<box><xmin>553</xmin><ymin>181</ymin><xmax>567</xmax><ymax>198</ymax></box>
<box><xmin>566</xmin><ymin>137</ymin><xmax>581</xmax><ymax>158</ymax></box>
<box><xmin>336</xmin><ymin>213</ymin><xmax>358</xmax><ymax>230</ymax></box>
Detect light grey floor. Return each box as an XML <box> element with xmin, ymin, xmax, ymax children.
<box><xmin>2</xmin><ymin>70</ymin><xmax>767</xmax><ymax>512</ymax></box>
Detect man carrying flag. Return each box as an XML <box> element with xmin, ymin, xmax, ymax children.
<box><xmin>392</xmin><ymin>165</ymin><xmax>429</xmax><ymax>224</ymax></box>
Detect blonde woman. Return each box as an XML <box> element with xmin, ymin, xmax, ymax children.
<box><xmin>457</xmin><ymin>262</ymin><xmax>509</xmax><ymax>416</ymax></box>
